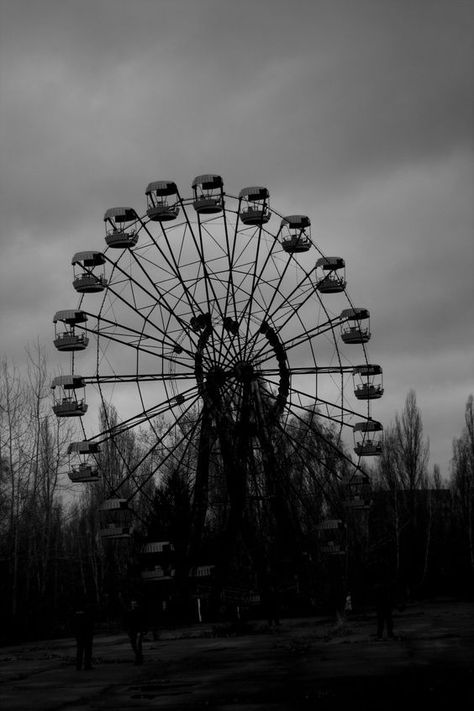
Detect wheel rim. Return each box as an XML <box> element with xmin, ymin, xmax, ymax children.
<box><xmin>56</xmin><ymin>178</ymin><xmax>381</xmax><ymax>575</ymax></box>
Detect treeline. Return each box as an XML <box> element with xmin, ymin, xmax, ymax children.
<box><xmin>1</xmin><ymin>350</ymin><xmax>473</xmax><ymax>643</ymax></box>
<box><xmin>0</xmin><ymin>348</ymin><xmax>154</xmax><ymax>642</ymax></box>
<box><xmin>369</xmin><ymin>390</ymin><xmax>474</xmax><ymax>600</ymax></box>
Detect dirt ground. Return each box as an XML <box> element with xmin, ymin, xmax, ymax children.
<box><xmin>0</xmin><ymin>598</ymin><xmax>473</xmax><ymax>710</ymax></box>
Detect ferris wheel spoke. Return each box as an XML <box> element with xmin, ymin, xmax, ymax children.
<box><xmin>81</xmin><ymin>318</ymin><xmax>195</xmax><ymax>369</ymax></box>
<box><xmin>176</xmin><ymin>194</ymin><xmax>227</xmax><ymax>324</ymax></box>
<box><xmin>220</xmin><ymin>379</ymin><xmax>245</xmax><ymax>419</ymax></box>
<box><xmin>286</xmin><ymin>382</ymin><xmax>366</xmax><ymax>423</ymax></box>
<box><xmin>271</xmin><ymin>424</ymin><xmax>346</xmax><ymax>514</ymax></box>
<box><xmin>190</xmin><ymin>264</ymin><xmax>244</xmax><ymax>367</ymax></box>
<box><xmin>258</xmin><ymin>365</ymin><xmax>353</xmax><ymax>377</ymax></box>
<box><xmin>239</xmin><ymin>229</ymin><xmax>268</xmax><ymax>355</ymax></box>
<box><xmin>236</xmin><ymin>228</ymin><xmax>284</xmax><ymax>359</ymax></box>
<box><xmin>198</xmin><ymin>218</ymin><xmax>270</xmax><ymax>357</ymax></box>
<box><xmin>246</xmin><ymin>253</ymin><xmax>345</xmax><ymax>368</ymax></box>
<box><xmin>278</xmin><ymin>402</ymin><xmax>365</xmax><ymax>476</ymax></box>
<box><xmin>84</xmin><ymin>372</ymin><xmax>198</xmax><ymax>385</ymax></box>
<box><xmin>252</xmin><ymin>317</ymin><xmax>340</xmax><ymax>366</ymax></box>
<box><xmin>93</xmin><ymin>387</ymin><xmax>202</xmax><ymax>497</ymax></box>
<box><xmin>281</xmin><ymin>315</ymin><xmax>345</xmax><ymax>354</ymax></box>
<box><xmin>225</xmin><ymin>205</ymin><xmax>247</xmax><ymax>295</ymax></box>
<box><xmin>106</xmin><ymin>252</ymin><xmax>176</xmax><ymax>317</ymax></box>
<box><xmin>126</xmin><ymin>250</ymin><xmax>201</xmax><ymax>337</ymax></box>
<box><xmin>100</xmin><ymin>259</ymin><xmax>200</xmax><ymax>352</ymax></box>
<box><xmin>258</xmin><ymin>260</ymin><xmax>319</xmax><ymax>334</ymax></box>
<box><xmin>195</xmin><ymin>219</ymin><xmax>231</xmax><ymax>360</ymax></box>
<box><xmin>91</xmin><ymin>384</ymin><xmax>201</xmax><ymax>443</ymax></box>
<box><xmin>139</xmin><ymin>217</ymin><xmax>201</xmax><ymax>311</ymax></box>
<box><xmin>106</xmin><ymin>259</ymin><xmax>203</xmax><ymax>360</ymax></box>
<box><xmin>216</xmin><ymin>205</ymin><xmax>246</xmax><ymax>359</ymax></box>
<box><xmin>143</xmin><ymin>264</ymin><xmax>194</xmax><ymax>319</ymax></box>
<box><xmin>221</xmin><ymin>199</ymin><xmax>272</xmax><ymax>359</ymax></box>
<box><xmin>242</xmin><ymin>278</ymin><xmax>319</xmax><ymax>364</ymax></box>
<box><xmin>253</xmin><ymin>376</ymin><xmax>354</xmax><ymax>434</ymax></box>
<box><xmin>122</xmin><ymin>398</ymin><xmax>206</xmax><ymax>502</ymax></box>
<box><xmin>176</xmin><ymin>192</ymin><xmax>205</xmax><ymax>259</ymax></box>
<box><xmin>172</xmin><ymin>234</ymin><xmax>218</xmax><ymax>310</ymax></box>
<box><xmin>254</xmin><ymin>252</ymin><xmax>297</xmax><ymax>328</ymax></box>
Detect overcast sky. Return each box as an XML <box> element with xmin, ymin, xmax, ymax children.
<box><xmin>1</xmin><ymin>0</ymin><xmax>472</xmax><ymax>477</ymax></box>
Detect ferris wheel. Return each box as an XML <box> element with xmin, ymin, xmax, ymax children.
<box><xmin>52</xmin><ymin>175</ymin><xmax>383</xmax><ymax>560</ymax></box>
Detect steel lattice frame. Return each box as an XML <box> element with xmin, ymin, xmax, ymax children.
<box><xmin>54</xmin><ymin>179</ymin><xmax>382</xmax><ymax>568</ymax></box>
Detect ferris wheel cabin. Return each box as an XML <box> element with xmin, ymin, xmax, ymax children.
<box><xmin>340</xmin><ymin>308</ymin><xmax>371</xmax><ymax>344</ymax></box>
<box><xmin>141</xmin><ymin>565</ymin><xmax>175</xmax><ymax>582</ymax></box>
<box><xmin>353</xmin><ymin>420</ymin><xmax>383</xmax><ymax>456</ymax></box>
<box><xmin>99</xmin><ymin>498</ymin><xmax>133</xmax><ymax>539</ymax></box>
<box><xmin>352</xmin><ymin>364</ymin><xmax>384</xmax><ymax>400</ymax></box>
<box><xmin>67</xmin><ymin>441</ymin><xmax>100</xmax><ymax>483</ymax></box>
<box><xmin>72</xmin><ymin>251</ymin><xmax>107</xmax><ymax>293</ymax></box>
<box><xmin>238</xmin><ymin>186</ymin><xmax>271</xmax><ymax>225</ymax></box>
<box><xmin>53</xmin><ymin>310</ymin><xmax>89</xmax><ymax>351</ymax></box>
<box><xmin>280</xmin><ymin>215</ymin><xmax>312</xmax><ymax>253</ymax></box>
<box><xmin>51</xmin><ymin>375</ymin><xmax>88</xmax><ymax>418</ymax></box>
<box><xmin>146</xmin><ymin>181</ymin><xmax>180</xmax><ymax>222</ymax></box>
<box><xmin>192</xmin><ymin>174</ymin><xmax>224</xmax><ymax>214</ymax></box>
<box><xmin>342</xmin><ymin>473</ymin><xmax>372</xmax><ymax>509</ymax></box>
<box><xmin>140</xmin><ymin>541</ymin><xmax>175</xmax><ymax>582</ymax></box>
<box><xmin>315</xmin><ymin>257</ymin><xmax>347</xmax><ymax>293</ymax></box>
<box><xmin>104</xmin><ymin>207</ymin><xmax>139</xmax><ymax>248</ymax></box>
<box><xmin>317</xmin><ymin>519</ymin><xmax>345</xmax><ymax>555</ymax></box>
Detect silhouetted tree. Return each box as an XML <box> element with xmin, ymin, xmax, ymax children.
<box><xmin>373</xmin><ymin>390</ymin><xmax>431</xmax><ymax>595</ymax></box>
<box><xmin>0</xmin><ymin>347</ymin><xmax>72</xmax><ymax>639</ymax></box>
<box><xmin>450</xmin><ymin>395</ymin><xmax>474</xmax><ymax>588</ymax></box>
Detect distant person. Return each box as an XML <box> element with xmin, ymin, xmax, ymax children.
<box><xmin>261</xmin><ymin>578</ymin><xmax>281</xmax><ymax>627</ymax></box>
<box><xmin>124</xmin><ymin>599</ymin><xmax>147</xmax><ymax>664</ymax></box>
<box><xmin>374</xmin><ymin>576</ymin><xmax>405</xmax><ymax>640</ymax></box>
<box><xmin>71</xmin><ymin>598</ymin><xmax>94</xmax><ymax>670</ymax></box>
<box><xmin>345</xmin><ymin>592</ymin><xmax>353</xmax><ymax>615</ymax></box>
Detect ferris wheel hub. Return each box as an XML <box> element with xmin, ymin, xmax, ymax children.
<box><xmin>233</xmin><ymin>361</ymin><xmax>255</xmax><ymax>383</ymax></box>
<box><xmin>206</xmin><ymin>365</ymin><xmax>227</xmax><ymax>387</ymax></box>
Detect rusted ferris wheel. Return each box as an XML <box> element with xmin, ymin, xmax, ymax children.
<box><xmin>52</xmin><ymin>175</ymin><xmax>383</xmax><ymax>579</ymax></box>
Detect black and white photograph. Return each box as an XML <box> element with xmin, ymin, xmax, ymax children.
<box><xmin>0</xmin><ymin>1</ymin><xmax>473</xmax><ymax>708</ymax></box>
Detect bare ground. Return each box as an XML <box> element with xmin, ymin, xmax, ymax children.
<box><xmin>1</xmin><ymin>599</ymin><xmax>473</xmax><ymax>710</ymax></box>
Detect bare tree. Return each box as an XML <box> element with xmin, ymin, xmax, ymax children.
<box><xmin>25</xmin><ymin>345</ymin><xmax>72</xmax><ymax>603</ymax></box>
<box><xmin>0</xmin><ymin>358</ymin><xmax>27</xmax><ymax>619</ymax></box>
<box><xmin>373</xmin><ymin>390</ymin><xmax>430</xmax><ymax>592</ymax></box>
<box><xmin>0</xmin><ymin>346</ymin><xmax>73</xmax><ymax>636</ymax></box>
<box><xmin>394</xmin><ymin>389</ymin><xmax>430</xmax><ymax>491</ymax></box>
<box><xmin>451</xmin><ymin>395</ymin><xmax>474</xmax><ymax>576</ymax></box>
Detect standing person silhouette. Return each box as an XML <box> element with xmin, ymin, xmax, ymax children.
<box><xmin>125</xmin><ymin>599</ymin><xmax>147</xmax><ymax>664</ymax></box>
<box><xmin>71</xmin><ymin>597</ymin><xmax>94</xmax><ymax>670</ymax></box>
<box><xmin>374</xmin><ymin>579</ymin><xmax>395</xmax><ymax>639</ymax></box>
<box><xmin>260</xmin><ymin>573</ymin><xmax>281</xmax><ymax>628</ymax></box>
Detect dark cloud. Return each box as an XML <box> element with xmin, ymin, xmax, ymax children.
<box><xmin>0</xmin><ymin>0</ymin><xmax>472</xmax><ymax>475</ymax></box>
